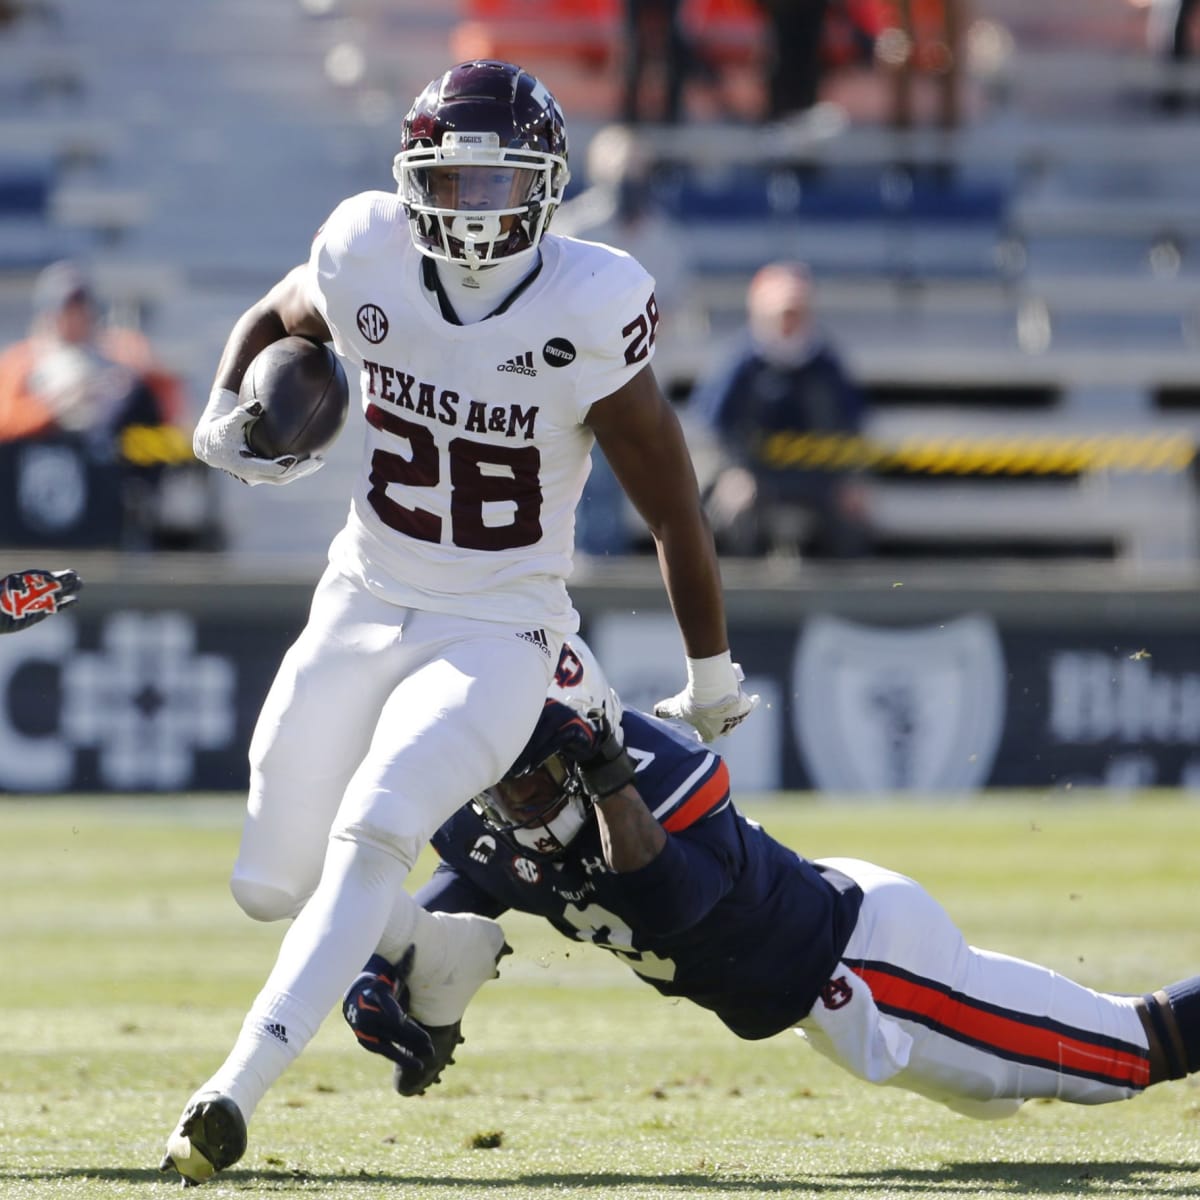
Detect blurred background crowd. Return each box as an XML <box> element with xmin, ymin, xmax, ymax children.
<box><xmin>0</xmin><ymin>0</ymin><xmax>1198</xmax><ymax>569</ymax></box>
<box><xmin>2</xmin><ymin>0</ymin><xmax>1200</xmax><ymax>798</ymax></box>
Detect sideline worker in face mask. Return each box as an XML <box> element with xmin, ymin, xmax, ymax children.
<box><xmin>687</xmin><ymin>261</ymin><xmax>871</xmax><ymax>560</ymax></box>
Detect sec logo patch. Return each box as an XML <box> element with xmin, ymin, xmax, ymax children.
<box><xmin>357</xmin><ymin>304</ymin><xmax>389</xmax><ymax>344</ymax></box>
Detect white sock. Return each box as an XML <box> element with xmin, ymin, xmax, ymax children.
<box><xmin>197</xmin><ymin>990</ymin><xmax>323</xmax><ymax>1121</ymax></box>
<box><xmin>194</xmin><ymin>834</ymin><xmax>412</xmax><ymax>1123</ymax></box>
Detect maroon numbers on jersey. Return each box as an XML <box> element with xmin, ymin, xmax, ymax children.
<box><xmin>621</xmin><ymin>293</ymin><xmax>659</xmax><ymax>366</ymax></box>
<box><xmin>366</xmin><ymin>403</ymin><xmax>543</xmax><ymax>550</ymax></box>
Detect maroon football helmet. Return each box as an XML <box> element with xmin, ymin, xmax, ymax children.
<box><xmin>394</xmin><ymin>60</ymin><xmax>570</xmax><ymax>270</ymax></box>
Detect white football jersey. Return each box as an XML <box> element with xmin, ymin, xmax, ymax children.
<box><xmin>305</xmin><ymin>191</ymin><xmax>658</xmax><ymax>633</ymax></box>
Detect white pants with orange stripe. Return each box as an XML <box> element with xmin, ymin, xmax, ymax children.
<box><xmin>796</xmin><ymin>858</ymin><xmax>1150</xmax><ymax>1119</ymax></box>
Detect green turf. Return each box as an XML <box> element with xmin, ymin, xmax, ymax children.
<box><xmin>2</xmin><ymin>793</ymin><xmax>1198</xmax><ymax>1199</ymax></box>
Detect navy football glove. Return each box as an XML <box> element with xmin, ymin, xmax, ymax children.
<box><xmin>0</xmin><ymin>568</ymin><xmax>81</xmax><ymax>634</ymax></box>
<box><xmin>575</xmin><ymin>709</ymin><xmax>636</xmax><ymax>801</ymax></box>
<box><xmin>343</xmin><ymin>948</ymin><xmax>435</xmax><ymax>1073</ymax></box>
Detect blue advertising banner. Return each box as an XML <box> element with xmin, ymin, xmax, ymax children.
<box><xmin>589</xmin><ymin>611</ymin><xmax>1200</xmax><ymax>794</ymax></box>
<box><xmin>1</xmin><ymin>595</ymin><xmax>1197</xmax><ymax>793</ymax></box>
<box><xmin>0</xmin><ymin>607</ymin><xmax>296</xmax><ymax>792</ymax></box>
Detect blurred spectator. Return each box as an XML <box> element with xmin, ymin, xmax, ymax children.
<box><xmin>1148</xmin><ymin>0</ymin><xmax>1200</xmax><ymax>110</ymax></box>
<box><xmin>621</xmin><ymin>0</ymin><xmax>688</xmax><ymax>123</ymax></box>
<box><xmin>0</xmin><ymin>260</ymin><xmax>183</xmax><ymax>444</ymax></box>
<box><xmin>822</xmin><ymin>0</ymin><xmax>888</xmax><ymax>75</ymax></box>
<box><xmin>755</xmin><ymin>0</ymin><xmax>833</xmax><ymax>121</ymax></box>
<box><xmin>0</xmin><ymin>0</ymin><xmax>58</xmax><ymax>30</ymax></box>
<box><xmin>1171</xmin><ymin>0</ymin><xmax>1200</xmax><ymax>59</ymax></box>
<box><xmin>877</xmin><ymin>0</ymin><xmax>967</xmax><ymax>130</ymax></box>
<box><xmin>688</xmin><ymin>261</ymin><xmax>871</xmax><ymax>559</ymax></box>
<box><xmin>1148</xmin><ymin>0</ymin><xmax>1200</xmax><ymax>60</ymax></box>
<box><xmin>0</xmin><ymin>261</ymin><xmax>208</xmax><ymax>550</ymax></box>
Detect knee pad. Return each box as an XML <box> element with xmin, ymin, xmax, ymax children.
<box><xmin>229</xmin><ymin>875</ymin><xmax>305</xmax><ymax>922</ymax></box>
<box><xmin>332</xmin><ymin>818</ymin><xmax>424</xmax><ymax>875</ymax></box>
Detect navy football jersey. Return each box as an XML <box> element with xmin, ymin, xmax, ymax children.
<box><xmin>419</xmin><ymin>709</ymin><xmax>863</xmax><ymax>1039</ymax></box>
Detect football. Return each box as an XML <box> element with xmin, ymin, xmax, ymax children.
<box><xmin>240</xmin><ymin>336</ymin><xmax>350</xmax><ymax>461</ymax></box>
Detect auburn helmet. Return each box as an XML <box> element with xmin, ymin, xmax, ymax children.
<box><xmin>473</xmin><ymin>638</ymin><xmax>622</xmax><ymax>859</ymax></box>
<box><xmin>394</xmin><ymin>60</ymin><xmax>570</xmax><ymax>270</ymax></box>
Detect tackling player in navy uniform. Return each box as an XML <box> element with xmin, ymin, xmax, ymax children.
<box><xmin>0</xmin><ymin>568</ymin><xmax>80</xmax><ymax>633</ymax></box>
<box><xmin>346</xmin><ymin>636</ymin><xmax>1200</xmax><ymax>1120</ymax></box>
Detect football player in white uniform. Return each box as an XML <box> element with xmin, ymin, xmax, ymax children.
<box><xmin>164</xmin><ymin>60</ymin><xmax>758</xmax><ymax>1184</ymax></box>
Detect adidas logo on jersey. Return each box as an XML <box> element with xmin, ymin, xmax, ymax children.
<box><xmin>262</xmin><ymin>1021</ymin><xmax>289</xmax><ymax>1045</ymax></box>
<box><xmin>497</xmin><ymin>351</ymin><xmax>538</xmax><ymax>377</ymax></box>
<box><xmin>517</xmin><ymin>628</ymin><xmax>551</xmax><ymax>657</ymax></box>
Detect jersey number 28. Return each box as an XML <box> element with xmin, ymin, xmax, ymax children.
<box><xmin>366</xmin><ymin>403</ymin><xmax>543</xmax><ymax>551</ymax></box>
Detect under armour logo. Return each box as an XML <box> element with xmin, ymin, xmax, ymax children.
<box><xmin>820</xmin><ymin>975</ymin><xmax>854</xmax><ymax>1010</ymax></box>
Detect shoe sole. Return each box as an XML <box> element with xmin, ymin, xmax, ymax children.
<box><xmin>161</xmin><ymin>1095</ymin><xmax>247</xmax><ymax>1185</ymax></box>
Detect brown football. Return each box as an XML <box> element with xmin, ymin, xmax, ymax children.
<box><xmin>241</xmin><ymin>336</ymin><xmax>349</xmax><ymax>461</ymax></box>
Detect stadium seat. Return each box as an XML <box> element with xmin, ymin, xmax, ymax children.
<box><xmin>0</xmin><ymin>164</ymin><xmax>51</xmax><ymax>217</ymax></box>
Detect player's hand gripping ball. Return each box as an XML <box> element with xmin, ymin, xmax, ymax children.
<box><xmin>240</xmin><ymin>336</ymin><xmax>350</xmax><ymax>461</ymax></box>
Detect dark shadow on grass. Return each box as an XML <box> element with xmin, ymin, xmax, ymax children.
<box><xmin>5</xmin><ymin>1159</ymin><xmax>1199</xmax><ymax>1194</ymax></box>
<box><xmin>821</xmin><ymin>1161</ymin><xmax>1200</xmax><ymax>1195</ymax></box>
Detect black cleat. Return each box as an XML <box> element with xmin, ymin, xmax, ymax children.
<box><xmin>159</xmin><ymin>1093</ymin><xmax>247</xmax><ymax>1185</ymax></box>
<box><xmin>392</xmin><ymin>1021</ymin><xmax>465</xmax><ymax>1096</ymax></box>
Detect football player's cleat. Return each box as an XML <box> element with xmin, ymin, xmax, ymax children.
<box><xmin>343</xmin><ymin>948</ymin><xmax>436</xmax><ymax>1071</ymax></box>
<box><xmin>394</xmin><ymin>60</ymin><xmax>570</xmax><ymax>270</ymax></box>
<box><xmin>160</xmin><ymin>1092</ymin><xmax>246</xmax><ymax>1186</ymax></box>
<box><xmin>403</xmin><ymin>912</ymin><xmax>511</xmax><ymax>1028</ymax></box>
<box><xmin>393</xmin><ymin>1019</ymin><xmax>465</xmax><ymax>1096</ymax></box>
<box><xmin>347</xmin><ymin>923</ymin><xmax>512</xmax><ymax>1094</ymax></box>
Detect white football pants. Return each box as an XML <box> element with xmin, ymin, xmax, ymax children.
<box><xmin>231</xmin><ymin>564</ymin><xmax>560</xmax><ymax>919</ymax></box>
<box><xmin>798</xmin><ymin>858</ymin><xmax>1150</xmax><ymax>1118</ymax></box>
<box><xmin>193</xmin><ymin>565</ymin><xmax>559</xmax><ymax>1121</ymax></box>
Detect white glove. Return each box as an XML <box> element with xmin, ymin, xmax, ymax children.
<box><xmin>655</xmin><ymin>651</ymin><xmax>760</xmax><ymax>743</ymax></box>
<box><xmin>192</xmin><ymin>387</ymin><xmax>325</xmax><ymax>486</ymax></box>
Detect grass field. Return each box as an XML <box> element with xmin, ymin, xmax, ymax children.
<box><xmin>2</xmin><ymin>793</ymin><xmax>1199</xmax><ymax>1199</ymax></box>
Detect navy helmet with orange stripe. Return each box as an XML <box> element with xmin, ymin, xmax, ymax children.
<box><xmin>472</xmin><ymin>637</ymin><xmax>622</xmax><ymax>859</ymax></box>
